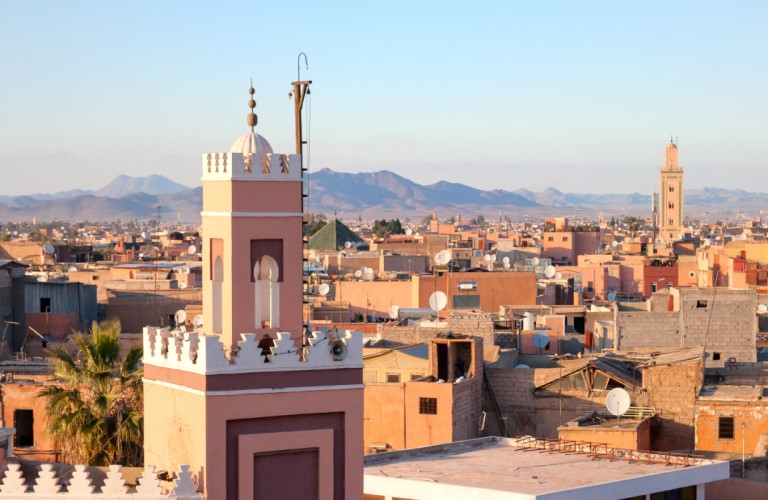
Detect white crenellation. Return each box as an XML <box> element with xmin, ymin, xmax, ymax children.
<box><xmin>202</xmin><ymin>152</ymin><xmax>301</xmax><ymax>182</ymax></box>
<box><xmin>33</xmin><ymin>464</ymin><xmax>62</xmax><ymax>494</ymax></box>
<box><xmin>135</xmin><ymin>465</ymin><xmax>163</xmax><ymax>495</ymax></box>
<box><xmin>102</xmin><ymin>464</ymin><xmax>128</xmax><ymax>494</ymax></box>
<box><xmin>0</xmin><ymin>463</ymin><xmax>28</xmax><ymax>493</ymax></box>
<box><xmin>67</xmin><ymin>464</ymin><xmax>95</xmax><ymax>495</ymax></box>
<box><xmin>143</xmin><ymin>326</ymin><xmax>363</xmax><ymax>375</ymax></box>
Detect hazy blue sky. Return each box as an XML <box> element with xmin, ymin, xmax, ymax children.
<box><xmin>1</xmin><ymin>1</ymin><xmax>766</xmax><ymax>195</ymax></box>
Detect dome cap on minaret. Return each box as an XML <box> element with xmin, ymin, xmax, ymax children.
<box><xmin>230</xmin><ymin>82</ymin><xmax>273</xmax><ymax>157</ymax></box>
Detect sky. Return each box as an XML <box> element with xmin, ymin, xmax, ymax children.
<box><xmin>1</xmin><ymin>1</ymin><xmax>766</xmax><ymax>196</ymax></box>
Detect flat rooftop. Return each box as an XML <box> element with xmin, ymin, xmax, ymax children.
<box><xmin>364</xmin><ymin>437</ymin><xmax>729</xmax><ymax>500</ymax></box>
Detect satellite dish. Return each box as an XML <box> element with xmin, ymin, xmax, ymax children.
<box><xmin>612</xmin><ymin>240</ymin><xmax>619</xmax><ymax>248</ymax></box>
<box><xmin>491</xmin><ymin>254</ymin><xmax>497</xmax><ymax>263</ymax></box>
<box><xmin>434</xmin><ymin>250</ymin><xmax>451</xmax><ymax>266</ymax></box>
<box><xmin>179</xmin><ymin>282</ymin><xmax>188</xmax><ymax>289</ymax></box>
<box><xmin>502</xmin><ymin>256</ymin><xmax>510</xmax><ymax>265</ymax></box>
<box><xmin>364</xmin><ymin>267</ymin><xmax>374</xmax><ymax>276</ymax></box>
<box><xmin>344</xmin><ymin>241</ymin><xmax>352</xmax><ymax>249</ymax></box>
<box><xmin>515</xmin><ymin>364</ymin><xmax>531</xmax><ymax>369</ymax></box>
<box><xmin>188</xmin><ymin>245</ymin><xmax>197</xmax><ymax>255</ymax></box>
<box><xmin>192</xmin><ymin>314</ymin><xmax>204</xmax><ymax>328</ymax></box>
<box><xmin>532</xmin><ymin>330</ymin><xmax>550</xmax><ymax>349</ymax></box>
<box><xmin>67</xmin><ymin>266</ymin><xmax>78</xmax><ymax>273</ymax></box>
<box><xmin>555</xmin><ymin>272</ymin><xmax>562</xmax><ymax>280</ymax></box>
<box><xmin>43</xmin><ymin>243</ymin><xmax>55</xmax><ymax>254</ymax></box>
<box><xmin>531</xmin><ymin>257</ymin><xmax>540</xmax><ymax>266</ymax></box>
<box><xmin>318</xmin><ymin>283</ymin><xmax>330</xmax><ymax>296</ymax></box>
<box><xmin>354</xmin><ymin>270</ymin><xmax>362</xmax><ymax>278</ymax></box>
<box><xmin>503</xmin><ymin>262</ymin><xmax>510</xmax><ymax>269</ymax></box>
<box><xmin>606</xmin><ymin>388</ymin><xmax>631</xmax><ymax>416</ymax></box>
<box><xmin>37</xmin><ymin>276</ymin><xmax>48</xmax><ymax>282</ymax></box>
<box><xmin>388</xmin><ymin>305</ymin><xmax>400</xmax><ymax>319</ymax></box>
<box><xmin>758</xmin><ymin>304</ymin><xmax>768</xmax><ymax>314</ymax></box>
<box><xmin>175</xmin><ymin>309</ymin><xmax>187</xmax><ymax>326</ymax></box>
<box><xmin>607</xmin><ymin>291</ymin><xmax>617</xmax><ymax>302</ymax></box>
<box><xmin>483</xmin><ymin>254</ymin><xmax>492</xmax><ymax>262</ymax></box>
<box><xmin>405</xmin><ymin>228</ymin><xmax>413</xmax><ymax>236</ymax></box>
<box><xmin>544</xmin><ymin>265</ymin><xmax>556</xmax><ymax>278</ymax></box>
<box><xmin>429</xmin><ymin>291</ymin><xmax>448</xmax><ymax>312</ymax></box>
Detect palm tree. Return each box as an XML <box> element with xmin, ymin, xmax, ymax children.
<box><xmin>36</xmin><ymin>319</ymin><xmax>143</xmax><ymax>466</ymax></box>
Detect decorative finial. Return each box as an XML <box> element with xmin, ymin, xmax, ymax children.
<box><xmin>670</xmin><ymin>135</ymin><xmax>674</xmax><ymax>144</ymax></box>
<box><xmin>247</xmin><ymin>79</ymin><xmax>257</xmax><ymax>132</ymax></box>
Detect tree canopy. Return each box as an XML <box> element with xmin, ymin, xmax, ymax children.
<box><xmin>36</xmin><ymin>319</ymin><xmax>143</xmax><ymax>466</ymax></box>
<box><xmin>371</xmin><ymin>218</ymin><xmax>404</xmax><ymax>238</ymax></box>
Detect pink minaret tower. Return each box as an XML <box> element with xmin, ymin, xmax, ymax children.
<box><xmin>659</xmin><ymin>138</ymin><xmax>685</xmax><ymax>242</ymax></box>
<box><xmin>142</xmin><ymin>83</ymin><xmax>363</xmax><ymax>499</ymax></box>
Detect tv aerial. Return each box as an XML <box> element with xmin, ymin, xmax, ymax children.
<box><xmin>192</xmin><ymin>314</ymin><xmax>204</xmax><ymax>329</ymax></box>
<box><xmin>388</xmin><ymin>304</ymin><xmax>400</xmax><ymax>319</ymax></box>
<box><xmin>544</xmin><ymin>265</ymin><xmax>556</xmax><ymax>279</ymax></box>
<box><xmin>174</xmin><ymin>309</ymin><xmax>187</xmax><ymax>329</ymax></box>
<box><xmin>532</xmin><ymin>330</ymin><xmax>550</xmax><ymax>353</ymax></box>
<box><xmin>434</xmin><ymin>250</ymin><xmax>450</xmax><ymax>266</ymax></box>
<box><xmin>429</xmin><ymin>291</ymin><xmax>448</xmax><ymax>313</ymax></box>
<box><xmin>606</xmin><ymin>387</ymin><xmax>631</xmax><ymax>425</ymax></box>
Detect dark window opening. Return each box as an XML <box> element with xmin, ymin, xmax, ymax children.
<box><xmin>719</xmin><ymin>416</ymin><xmax>734</xmax><ymax>439</ymax></box>
<box><xmin>713</xmin><ymin>352</ymin><xmax>721</xmax><ymax>361</ymax></box>
<box><xmin>650</xmin><ymin>282</ymin><xmax>657</xmax><ymax>293</ymax></box>
<box><xmin>39</xmin><ymin>298</ymin><xmax>51</xmax><ymax>313</ymax></box>
<box><xmin>386</xmin><ymin>373</ymin><xmax>401</xmax><ymax>383</ymax></box>
<box><xmin>13</xmin><ymin>409</ymin><xmax>34</xmax><ymax>447</ymax></box>
<box><xmin>436</xmin><ymin>344</ymin><xmax>448</xmax><ymax>381</ymax></box>
<box><xmin>419</xmin><ymin>397</ymin><xmax>437</xmax><ymax>415</ymax></box>
<box><xmin>697</xmin><ymin>300</ymin><xmax>708</xmax><ymax>308</ymax></box>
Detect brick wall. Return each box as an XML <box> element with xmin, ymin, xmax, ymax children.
<box><xmin>617</xmin><ymin>311</ymin><xmax>680</xmax><ymax>350</ymax></box>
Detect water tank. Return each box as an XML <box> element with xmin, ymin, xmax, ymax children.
<box><xmin>523</xmin><ymin>312</ymin><xmax>534</xmax><ymax>330</ymax></box>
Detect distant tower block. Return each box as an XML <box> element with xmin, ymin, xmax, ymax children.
<box><xmin>201</xmin><ymin>83</ymin><xmax>303</xmax><ymax>347</ymax></box>
<box><xmin>658</xmin><ymin>138</ymin><xmax>684</xmax><ymax>242</ymax></box>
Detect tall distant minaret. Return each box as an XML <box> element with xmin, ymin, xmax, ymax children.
<box><xmin>659</xmin><ymin>138</ymin><xmax>684</xmax><ymax>241</ymax></box>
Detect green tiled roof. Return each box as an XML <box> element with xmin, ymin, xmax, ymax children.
<box><xmin>308</xmin><ymin>219</ymin><xmax>364</xmax><ymax>251</ymax></box>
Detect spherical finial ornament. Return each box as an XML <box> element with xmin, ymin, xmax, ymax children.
<box><xmin>248</xmin><ymin>99</ymin><xmax>256</xmax><ymax>109</ymax></box>
<box><xmin>247</xmin><ymin>114</ymin><xmax>258</xmax><ymax>128</ymax></box>
<box><xmin>249</xmin><ymin>86</ymin><xmax>255</xmax><ymax>95</ymax></box>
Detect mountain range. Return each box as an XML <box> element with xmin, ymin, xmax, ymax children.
<box><xmin>0</xmin><ymin>170</ymin><xmax>765</xmax><ymax>223</ymax></box>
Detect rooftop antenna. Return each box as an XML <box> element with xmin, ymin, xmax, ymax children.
<box><xmin>606</xmin><ymin>387</ymin><xmax>631</xmax><ymax>426</ymax></box>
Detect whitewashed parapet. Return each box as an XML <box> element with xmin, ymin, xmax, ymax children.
<box><xmin>201</xmin><ymin>152</ymin><xmax>301</xmax><ymax>181</ymax></box>
<box><xmin>0</xmin><ymin>463</ymin><xmax>202</xmax><ymax>498</ymax></box>
<box><xmin>143</xmin><ymin>326</ymin><xmax>363</xmax><ymax>375</ymax></box>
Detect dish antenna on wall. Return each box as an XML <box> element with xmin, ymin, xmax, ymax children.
<box><xmin>532</xmin><ymin>330</ymin><xmax>550</xmax><ymax>352</ymax></box>
<box><xmin>606</xmin><ymin>387</ymin><xmax>631</xmax><ymax>425</ymax></box>
<box><xmin>544</xmin><ymin>265</ymin><xmax>556</xmax><ymax>278</ymax></box>
<box><xmin>344</xmin><ymin>241</ymin><xmax>352</xmax><ymax>249</ymax></box>
<box><xmin>354</xmin><ymin>270</ymin><xmax>362</xmax><ymax>278</ymax></box>
<box><xmin>192</xmin><ymin>314</ymin><xmax>204</xmax><ymax>329</ymax></box>
<box><xmin>483</xmin><ymin>254</ymin><xmax>492</xmax><ymax>262</ymax></box>
<box><xmin>434</xmin><ymin>250</ymin><xmax>450</xmax><ymax>266</ymax></box>
<box><xmin>174</xmin><ymin>309</ymin><xmax>187</xmax><ymax>328</ymax></box>
<box><xmin>388</xmin><ymin>305</ymin><xmax>400</xmax><ymax>319</ymax></box>
<box><xmin>43</xmin><ymin>243</ymin><xmax>55</xmax><ymax>254</ymax></box>
<box><xmin>187</xmin><ymin>245</ymin><xmax>197</xmax><ymax>255</ymax></box>
<box><xmin>531</xmin><ymin>257</ymin><xmax>540</xmax><ymax>266</ymax></box>
<box><xmin>67</xmin><ymin>266</ymin><xmax>78</xmax><ymax>273</ymax></box>
<box><xmin>555</xmin><ymin>272</ymin><xmax>562</xmax><ymax>280</ymax></box>
<box><xmin>318</xmin><ymin>283</ymin><xmax>330</xmax><ymax>296</ymax></box>
<box><xmin>758</xmin><ymin>304</ymin><xmax>768</xmax><ymax>314</ymax></box>
<box><xmin>429</xmin><ymin>291</ymin><xmax>448</xmax><ymax>313</ymax></box>
<box><xmin>502</xmin><ymin>256</ymin><xmax>510</xmax><ymax>265</ymax></box>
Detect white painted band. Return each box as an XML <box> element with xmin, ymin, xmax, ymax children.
<box><xmin>144</xmin><ymin>378</ymin><xmax>364</xmax><ymax>397</ymax></box>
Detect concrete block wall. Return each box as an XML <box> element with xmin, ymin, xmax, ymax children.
<box><xmin>451</xmin><ymin>377</ymin><xmax>484</xmax><ymax>441</ymax></box>
<box><xmin>642</xmin><ymin>359</ymin><xmax>701</xmax><ymax>451</ymax></box>
<box><xmin>617</xmin><ymin>311</ymin><xmax>680</xmax><ymax>350</ymax></box>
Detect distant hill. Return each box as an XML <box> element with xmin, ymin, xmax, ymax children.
<box><xmin>0</xmin><ymin>170</ymin><xmax>765</xmax><ymax>222</ymax></box>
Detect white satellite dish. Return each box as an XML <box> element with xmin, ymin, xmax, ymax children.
<box><xmin>612</xmin><ymin>240</ymin><xmax>619</xmax><ymax>248</ymax></box>
<box><xmin>37</xmin><ymin>276</ymin><xmax>48</xmax><ymax>282</ymax></box>
<box><xmin>544</xmin><ymin>265</ymin><xmax>556</xmax><ymax>278</ymax></box>
<box><xmin>531</xmin><ymin>257</ymin><xmax>540</xmax><ymax>266</ymax></box>
<box><xmin>405</xmin><ymin>228</ymin><xmax>413</xmax><ymax>236</ymax></box>
<box><xmin>43</xmin><ymin>243</ymin><xmax>55</xmax><ymax>254</ymax></box>
<box><xmin>188</xmin><ymin>245</ymin><xmax>197</xmax><ymax>255</ymax></box>
<box><xmin>67</xmin><ymin>266</ymin><xmax>78</xmax><ymax>273</ymax></box>
<box><xmin>344</xmin><ymin>241</ymin><xmax>352</xmax><ymax>249</ymax></box>
<box><xmin>364</xmin><ymin>267</ymin><xmax>374</xmax><ymax>276</ymax></box>
<box><xmin>434</xmin><ymin>250</ymin><xmax>451</xmax><ymax>266</ymax></box>
<box><xmin>388</xmin><ymin>305</ymin><xmax>400</xmax><ymax>319</ymax></box>
<box><xmin>192</xmin><ymin>314</ymin><xmax>204</xmax><ymax>328</ymax></box>
<box><xmin>483</xmin><ymin>254</ymin><xmax>492</xmax><ymax>262</ymax></box>
<box><xmin>532</xmin><ymin>330</ymin><xmax>550</xmax><ymax>349</ymax></box>
<box><xmin>503</xmin><ymin>262</ymin><xmax>510</xmax><ymax>269</ymax></box>
<box><xmin>354</xmin><ymin>270</ymin><xmax>362</xmax><ymax>278</ymax></box>
<box><xmin>514</xmin><ymin>364</ymin><xmax>531</xmax><ymax>369</ymax></box>
<box><xmin>318</xmin><ymin>283</ymin><xmax>330</xmax><ymax>296</ymax></box>
<box><xmin>491</xmin><ymin>254</ymin><xmax>497</xmax><ymax>262</ymax></box>
<box><xmin>502</xmin><ymin>256</ymin><xmax>510</xmax><ymax>265</ymax></box>
<box><xmin>175</xmin><ymin>309</ymin><xmax>187</xmax><ymax>326</ymax></box>
<box><xmin>555</xmin><ymin>272</ymin><xmax>562</xmax><ymax>280</ymax></box>
<box><xmin>758</xmin><ymin>304</ymin><xmax>768</xmax><ymax>314</ymax></box>
<box><xmin>429</xmin><ymin>291</ymin><xmax>448</xmax><ymax>312</ymax></box>
<box><xmin>606</xmin><ymin>388</ymin><xmax>631</xmax><ymax>417</ymax></box>
<box><xmin>179</xmin><ymin>282</ymin><xmax>188</xmax><ymax>289</ymax></box>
